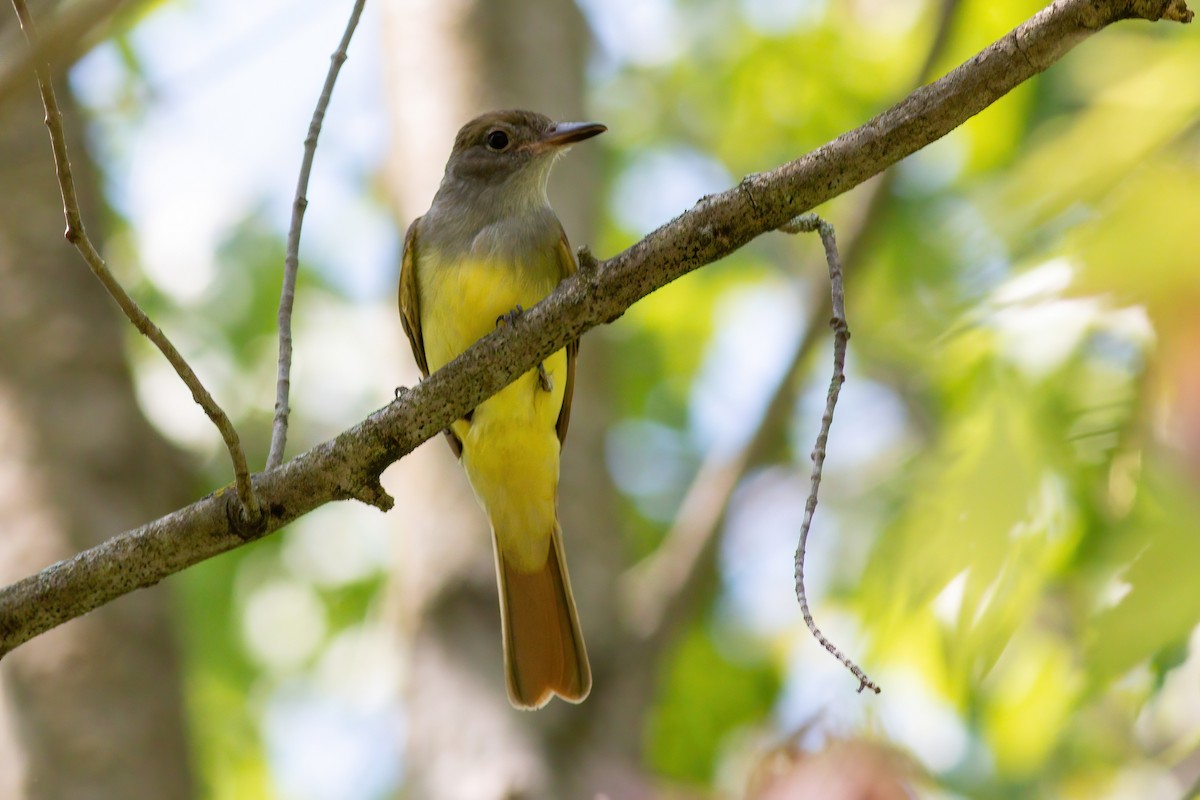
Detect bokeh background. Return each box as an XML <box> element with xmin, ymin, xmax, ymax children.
<box><xmin>1</xmin><ymin>0</ymin><xmax>1199</xmax><ymax>797</ymax></box>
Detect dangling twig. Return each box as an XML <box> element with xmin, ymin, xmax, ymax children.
<box><xmin>267</xmin><ymin>0</ymin><xmax>368</xmax><ymax>470</ymax></box>
<box><xmin>779</xmin><ymin>213</ymin><xmax>880</xmax><ymax>694</ymax></box>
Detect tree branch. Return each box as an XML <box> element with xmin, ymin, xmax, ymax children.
<box><xmin>267</xmin><ymin>0</ymin><xmax>367</xmax><ymax>470</ymax></box>
<box><xmin>0</xmin><ymin>0</ymin><xmax>1190</xmax><ymax>658</ymax></box>
<box><xmin>8</xmin><ymin>0</ymin><xmax>261</xmax><ymax>521</ymax></box>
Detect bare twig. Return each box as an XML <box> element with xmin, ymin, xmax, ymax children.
<box><xmin>9</xmin><ymin>0</ymin><xmax>260</xmax><ymax>521</ymax></box>
<box><xmin>267</xmin><ymin>0</ymin><xmax>367</xmax><ymax>470</ymax></box>
<box><xmin>620</xmin><ymin>0</ymin><xmax>965</xmax><ymax>646</ymax></box>
<box><xmin>780</xmin><ymin>214</ymin><xmax>878</xmax><ymax>694</ymax></box>
<box><xmin>0</xmin><ymin>0</ymin><xmax>1190</xmax><ymax>660</ymax></box>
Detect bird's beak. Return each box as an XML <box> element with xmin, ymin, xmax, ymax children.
<box><xmin>536</xmin><ymin>121</ymin><xmax>607</xmax><ymax>151</ymax></box>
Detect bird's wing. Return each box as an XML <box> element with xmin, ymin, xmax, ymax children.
<box><xmin>553</xmin><ymin>229</ymin><xmax>579</xmax><ymax>446</ymax></box>
<box><xmin>398</xmin><ymin>218</ymin><xmax>430</xmax><ymax>379</ymax></box>
<box><xmin>399</xmin><ymin>217</ymin><xmax>463</xmax><ymax>458</ymax></box>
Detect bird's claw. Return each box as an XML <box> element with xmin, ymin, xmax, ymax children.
<box><xmin>496</xmin><ymin>304</ymin><xmax>524</xmax><ymax>327</ymax></box>
<box><xmin>536</xmin><ymin>362</ymin><xmax>553</xmax><ymax>393</ymax></box>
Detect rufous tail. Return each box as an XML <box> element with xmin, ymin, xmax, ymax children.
<box><xmin>496</xmin><ymin>523</ymin><xmax>591</xmax><ymax>709</ymax></box>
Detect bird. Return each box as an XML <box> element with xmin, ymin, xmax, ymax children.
<box><xmin>398</xmin><ymin>109</ymin><xmax>605</xmax><ymax>709</ymax></box>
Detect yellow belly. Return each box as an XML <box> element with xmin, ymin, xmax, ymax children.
<box><xmin>418</xmin><ymin>257</ymin><xmax>567</xmax><ymax>571</ymax></box>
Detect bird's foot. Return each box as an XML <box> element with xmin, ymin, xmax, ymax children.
<box><xmin>536</xmin><ymin>362</ymin><xmax>553</xmax><ymax>393</ymax></box>
<box><xmin>496</xmin><ymin>304</ymin><xmax>524</xmax><ymax>327</ymax></box>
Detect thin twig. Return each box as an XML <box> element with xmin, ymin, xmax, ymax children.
<box><xmin>779</xmin><ymin>214</ymin><xmax>879</xmax><ymax>694</ymax></box>
<box><xmin>9</xmin><ymin>0</ymin><xmax>260</xmax><ymax>521</ymax></box>
<box><xmin>267</xmin><ymin>0</ymin><xmax>367</xmax><ymax>470</ymax></box>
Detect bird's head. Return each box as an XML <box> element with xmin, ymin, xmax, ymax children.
<box><xmin>439</xmin><ymin>109</ymin><xmax>605</xmax><ymax>207</ymax></box>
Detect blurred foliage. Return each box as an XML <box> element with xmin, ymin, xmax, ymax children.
<box><xmin>591</xmin><ymin>0</ymin><xmax>1200</xmax><ymax>796</ymax></box>
<box><xmin>62</xmin><ymin>0</ymin><xmax>1200</xmax><ymax>796</ymax></box>
<box><xmin>176</xmin><ymin>538</ymin><xmax>274</xmax><ymax>800</ymax></box>
<box><xmin>647</xmin><ymin>622</ymin><xmax>780</xmax><ymax>783</ymax></box>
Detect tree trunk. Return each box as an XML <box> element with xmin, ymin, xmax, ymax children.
<box><xmin>0</xmin><ymin>71</ymin><xmax>194</xmax><ymax>798</ymax></box>
<box><xmin>379</xmin><ymin>1</ymin><xmax>652</xmax><ymax>796</ymax></box>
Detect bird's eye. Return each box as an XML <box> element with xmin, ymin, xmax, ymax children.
<box><xmin>485</xmin><ymin>129</ymin><xmax>510</xmax><ymax>151</ymax></box>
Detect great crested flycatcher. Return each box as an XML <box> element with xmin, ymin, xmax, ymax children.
<box><xmin>398</xmin><ymin>109</ymin><xmax>605</xmax><ymax>709</ymax></box>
